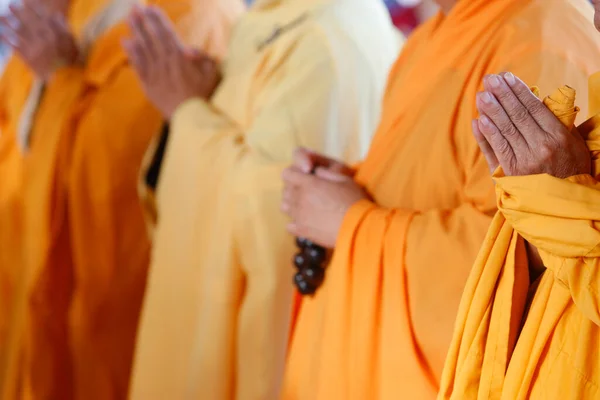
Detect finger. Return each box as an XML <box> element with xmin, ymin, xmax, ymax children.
<box><xmin>477</xmin><ymin>115</ymin><xmax>517</xmax><ymax>174</ymax></box>
<box><xmin>293</xmin><ymin>147</ymin><xmax>316</xmax><ymax>173</ymax></box>
<box><xmin>314</xmin><ymin>167</ymin><xmax>348</xmax><ymax>182</ymax></box>
<box><xmin>9</xmin><ymin>4</ymin><xmax>33</xmax><ymax>40</ymax></box>
<box><xmin>483</xmin><ymin>74</ymin><xmax>545</xmax><ymax>146</ymax></box>
<box><xmin>0</xmin><ymin>23</ymin><xmax>19</xmax><ymax>47</ymax></box>
<box><xmin>476</xmin><ymin>90</ymin><xmax>529</xmax><ymax>152</ymax></box>
<box><xmin>0</xmin><ymin>14</ymin><xmax>19</xmax><ymax>30</ymax></box>
<box><xmin>138</xmin><ymin>8</ymin><xmax>166</xmax><ymax>59</ymax></box>
<box><xmin>501</xmin><ymin>72</ymin><xmax>568</xmax><ymax>136</ymax></box>
<box><xmin>122</xmin><ymin>38</ymin><xmax>146</xmax><ymax>78</ymax></box>
<box><xmin>146</xmin><ymin>7</ymin><xmax>182</xmax><ymax>53</ymax></box>
<box><xmin>281</xmin><ymin>167</ymin><xmax>313</xmax><ymax>186</ymax></box>
<box><xmin>472</xmin><ymin>119</ymin><xmax>499</xmax><ymax>174</ymax></box>
<box><xmin>127</xmin><ymin>9</ymin><xmax>155</xmax><ymax>62</ymax></box>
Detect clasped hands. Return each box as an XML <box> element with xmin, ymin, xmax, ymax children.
<box><xmin>0</xmin><ymin>1</ymin><xmax>77</xmax><ymax>80</ymax></box>
<box><xmin>123</xmin><ymin>5</ymin><xmax>220</xmax><ymax>119</ymax></box>
<box><xmin>472</xmin><ymin>72</ymin><xmax>593</xmax><ymax>272</ymax></box>
<box><xmin>280</xmin><ymin>148</ymin><xmax>369</xmax><ymax>249</ymax></box>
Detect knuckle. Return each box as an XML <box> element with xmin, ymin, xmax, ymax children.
<box><xmin>499</xmin><ymin>122</ymin><xmax>520</xmax><ymax>138</ymax></box>
<box><xmin>510</xmin><ymin>107</ymin><xmax>530</xmax><ymax>125</ymax></box>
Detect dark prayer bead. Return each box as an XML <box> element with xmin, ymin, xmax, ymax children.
<box><xmin>294</xmin><ymin>253</ymin><xmax>307</xmax><ymax>270</ymax></box>
<box><xmin>301</xmin><ymin>266</ymin><xmax>325</xmax><ymax>287</ymax></box>
<box><xmin>305</xmin><ymin>245</ymin><xmax>327</xmax><ymax>264</ymax></box>
<box><xmin>294</xmin><ymin>272</ymin><xmax>316</xmax><ymax>295</ymax></box>
<box><xmin>296</xmin><ymin>237</ymin><xmax>313</xmax><ymax>249</ymax></box>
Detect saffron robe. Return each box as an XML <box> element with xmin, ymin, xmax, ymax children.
<box><xmin>130</xmin><ymin>0</ymin><xmax>401</xmax><ymax>398</ymax></box>
<box><xmin>282</xmin><ymin>0</ymin><xmax>600</xmax><ymax>399</ymax></box>
<box><xmin>437</xmin><ymin>62</ymin><xmax>600</xmax><ymax>400</ymax></box>
<box><xmin>0</xmin><ymin>0</ymin><xmax>241</xmax><ymax>398</ymax></box>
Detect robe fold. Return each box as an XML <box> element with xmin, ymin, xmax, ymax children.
<box><xmin>282</xmin><ymin>0</ymin><xmax>600</xmax><ymax>399</ymax></box>
<box><xmin>130</xmin><ymin>0</ymin><xmax>400</xmax><ymax>398</ymax></box>
<box><xmin>0</xmin><ymin>1</ymin><xmax>241</xmax><ymax>398</ymax></box>
<box><xmin>438</xmin><ymin>66</ymin><xmax>600</xmax><ymax>400</ymax></box>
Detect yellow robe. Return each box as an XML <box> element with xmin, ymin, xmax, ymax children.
<box><xmin>0</xmin><ymin>1</ymin><xmax>241</xmax><ymax>398</ymax></box>
<box><xmin>282</xmin><ymin>0</ymin><xmax>600</xmax><ymax>399</ymax></box>
<box><xmin>438</xmin><ymin>69</ymin><xmax>600</xmax><ymax>400</ymax></box>
<box><xmin>130</xmin><ymin>0</ymin><xmax>401</xmax><ymax>398</ymax></box>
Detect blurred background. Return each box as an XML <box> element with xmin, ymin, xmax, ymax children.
<box><xmin>0</xmin><ymin>0</ymin><xmax>440</xmax><ymax>72</ymax></box>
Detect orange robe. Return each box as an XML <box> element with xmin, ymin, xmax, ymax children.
<box><xmin>283</xmin><ymin>0</ymin><xmax>600</xmax><ymax>398</ymax></box>
<box><xmin>0</xmin><ymin>57</ymin><xmax>34</xmax><ymax>395</ymax></box>
<box><xmin>0</xmin><ymin>1</ymin><xmax>241</xmax><ymax>399</ymax></box>
<box><xmin>438</xmin><ymin>76</ymin><xmax>600</xmax><ymax>400</ymax></box>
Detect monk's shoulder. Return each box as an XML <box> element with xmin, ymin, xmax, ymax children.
<box><xmin>497</xmin><ymin>0</ymin><xmax>600</xmax><ymax>59</ymax></box>
<box><xmin>309</xmin><ymin>0</ymin><xmax>401</xmax><ymax>58</ymax></box>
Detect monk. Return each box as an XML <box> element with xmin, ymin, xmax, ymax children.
<box><xmin>125</xmin><ymin>0</ymin><xmax>401</xmax><ymax>398</ymax></box>
<box><xmin>439</xmin><ymin>1</ymin><xmax>600</xmax><ymax>398</ymax></box>
<box><xmin>280</xmin><ymin>0</ymin><xmax>600</xmax><ymax>398</ymax></box>
<box><xmin>0</xmin><ymin>0</ymin><xmax>240</xmax><ymax>398</ymax></box>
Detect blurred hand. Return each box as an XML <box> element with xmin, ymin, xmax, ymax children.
<box><xmin>0</xmin><ymin>3</ymin><xmax>78</xmax><ymax>80</ymax></box>
<box><xmin>473</xmin><ymin>72</ymin><xmax>590</xmax><ymax>179</ymax></box>
<box><xmin>281</xmin><ymin>167</ymin><xmax>369</xmax><ymax>248</ymax></box>
<box><xmin>123</xmin><ymin>6</ymin><xmax>220</xmax><ymax>119</ymax></box>
<box><xmin>292</xmin><ymin>147</ymin><xmax>355</xmax><ymax>176</ymax></box>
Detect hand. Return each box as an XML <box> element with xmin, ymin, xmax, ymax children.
<box><xmin>292</xmin><ymin>147</ymin><xmax>355</xmax><ymax>176</ymax></box>
<box><xmin>123</xmin><ymin>6</ymin><xmax>221</xmax><ymax>119</ymax></box>
<box><xmin>0</xmin><ymin>3</ymin><xmax>78</xmax><ymax>80</ymax></box>
<box><xmin>281</xmin><ymin>167</ymin><xmax>369</xmax><ymax>248</ymax></box>
<box><xmin>473</xmin><ymin>72</ymin><xmax>591</xmax><ymax>179</ymax></box>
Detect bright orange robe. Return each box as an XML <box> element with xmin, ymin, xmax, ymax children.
<box><xmin>438</xmin><ymin>74</ymin><xmax>600</xmax><ymax>400</ymax></box>
<box><xmin>283</xmin><ymin>0</ymin><xmax>600</xmax><ymax>398</ymax></box>
<box><xmin>0</xmin><ymin>57</ymin><xmax>34</xmax><ymax>395</ymax></box>
<box><xmin>0</xmin><ymin>1</ymin><xmax>241</xmax><ymax>399</ymax></box>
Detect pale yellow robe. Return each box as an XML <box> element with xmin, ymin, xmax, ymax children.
<box><xmin>130</xmin><ymin>0</ymin><xmax>402</xmax><ymax>398</ymax></box>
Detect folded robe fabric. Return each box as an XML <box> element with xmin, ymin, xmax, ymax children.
<box><xmin>439</xmin><ymin>83</ymin><xmax>600</xmax><ymax>399</ymax></box>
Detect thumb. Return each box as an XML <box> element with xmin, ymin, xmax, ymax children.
<box><xmin>315</xmin><ymin>167</ymin><xmax>349</xmax><ymax>183</ymax></box>
<box><xmin>292</xmin><ymin>147</ymin><xmax>315</xmax><ymax>173</ymax></box>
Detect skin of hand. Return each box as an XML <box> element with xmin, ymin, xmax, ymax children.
<box><xmin>281</xmin><ymin>166</ymin><xmax>369</xmax><ymax>249</ymax></box>
<box><xmin>122</xmin><ymin>5</ymin><xmax>221</xmax><ymax>119</ymax></box>
<box><xmin>472</xmin><ymin>72</ymin><xmax>591</xmax><ymax>179</ymax></box>
<box><xmin>0</xmin><ymin>2</ymin><xmax>78</xmax><ymax>80</ymax></box>
<box><xmin>292</xmin><ymin>147</ymin><xmax>355</xmax><ymax>176</ymax></box>
<box><xmin>472</xmin><ymin>72</ymin><xmax>592</xmax><ymax>274</ymax></box>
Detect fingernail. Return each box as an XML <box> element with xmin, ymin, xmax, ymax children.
<box><xmin>504</xmin><ymin>72</ymin><xmax>516</xmax><ymax>86</ymax></box>
<box><xmin>488</xmin><ymin>75</ymin><xmax>501</xmax><ymax>88</ymax></box>
<box><xmin>480</xmin><ymin>115</ymin><xmax>491</xmax><ymax>127</ymax></box>
<box><xmin>480</xmin><ymin>92</ymin><xmax>494</xmax><ymax>104</ymax></box>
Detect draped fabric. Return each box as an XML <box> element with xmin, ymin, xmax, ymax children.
<box><xmin>439</xmin><ymin>83</ymin><xmax>600</xmax><ymax>400</ymax></box>
<box><xmin>0</xmin><ymin>1</ymin><xmax>241</xmax><ymax>398</ymax></box>
<box><xmin>283</xmin><ymin>0</ymin><xmax>600</xmax><ymax>399</ymax></box>
<box><xmin>130</xmin><ymin>0</ymin><xmax>400</xmax><ymax>398</ymax></box>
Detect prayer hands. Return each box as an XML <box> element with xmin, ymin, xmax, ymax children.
<box><xmin>123</xmin><ymin>6</ymin><xmax>221</xmax><ymax>119</ymax></box>
<box><xmin>281</xmin><ymin>165</ymin><xmax>369</xmax><ymax>249</ymax></box>
<box><xmin>473</xmin><ymin>73</ymin><xmax>590</xmax><ymax>179</ymax></box>
<box><xmin>0</xmin><ymin>2</ymin><xmax>78</xmax><ymax>80</ymax></box>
